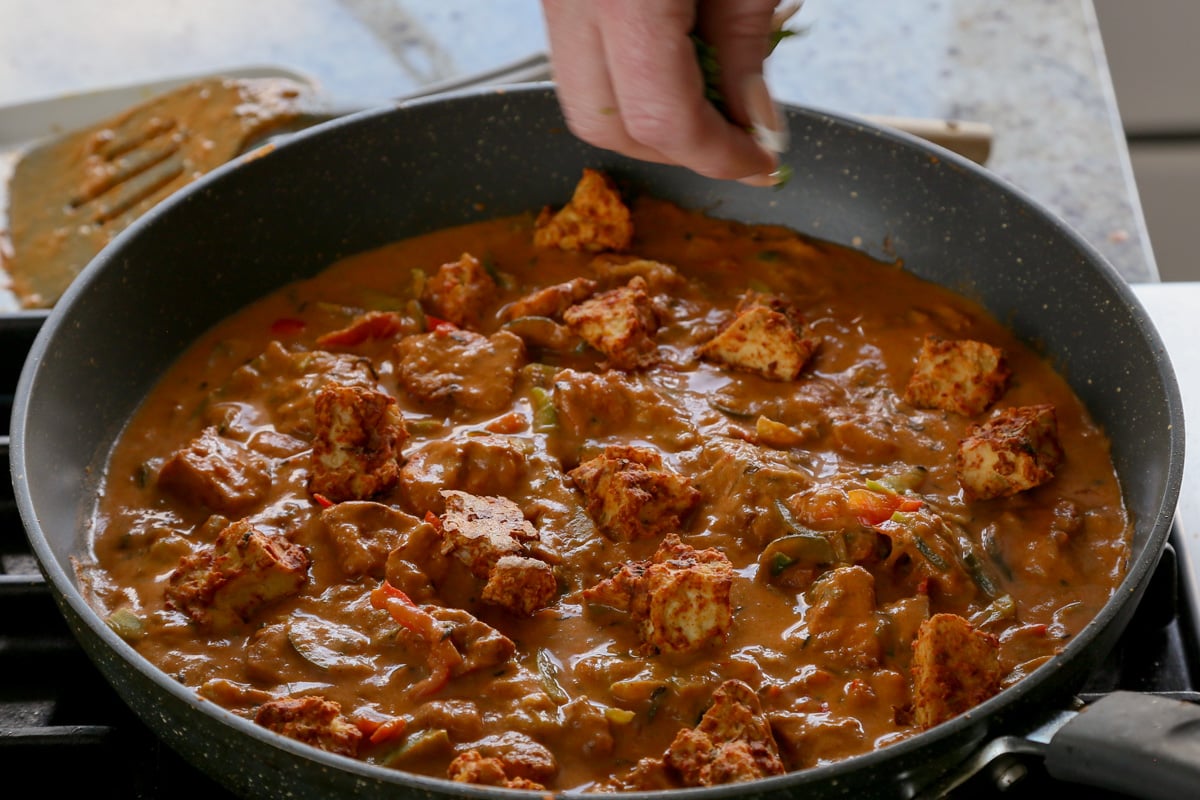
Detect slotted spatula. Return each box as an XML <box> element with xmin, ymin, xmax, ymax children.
<box><xmin>1</xmin><ymin>76</ymin><xmax>323</xmax><ymax>308</ymax></box>
<box><xmin>0</xmin><ymin>53</ymin><xmax>556</xmax><ymax>309</ymax></box>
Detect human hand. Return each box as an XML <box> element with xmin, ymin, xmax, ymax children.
<box><xmin>540</xmin><ymin>0</ymin><xmax>789</xmax><ymax>186</ymax></box>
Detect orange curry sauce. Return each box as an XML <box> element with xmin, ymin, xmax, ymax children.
<box><xmin>81</xmin><ymin>173</ymin><xmax>1129</xmax><ymax>792</ymax></box>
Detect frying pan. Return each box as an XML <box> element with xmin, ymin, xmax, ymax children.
<box><xmin>8</xmin><ymin>83</ymin><xmax>1191</xmax><ymax>799</ymax></box>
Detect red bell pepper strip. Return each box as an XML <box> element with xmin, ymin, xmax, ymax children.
<box><xmin>369</xmin><ymin>580</ymin><xmax>461</xmax><ymax>696</ymax></box>
<box><xmin>423</xmin><ymin>314</ymin><xmax>457</xmax><ymax>335</ymax></box>
<box><xmin>846</xmin><ymin>488</ymin><xmax>924</xmax><ymax>526</ymax></box>
<box><xmin>354</xmin><ymin>712</ymin><xmax>409</xmax><ymax>745</ymax></box>
<box><xmin>270</xmin><ymin>317</ymin><xmax>307</xmax><ymax>336</ymax></box>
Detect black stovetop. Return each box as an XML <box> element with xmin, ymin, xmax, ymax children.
<box><xmin>1</xmin><ymin>313</ymin><xmax>1197</xmax><ymax>799</ymax></box>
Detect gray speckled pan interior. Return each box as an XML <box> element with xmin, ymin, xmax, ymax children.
<box><xmin>11</xmin><ymin>84</ymin><xmax>1184</xmax><ymax>799</ymax></box>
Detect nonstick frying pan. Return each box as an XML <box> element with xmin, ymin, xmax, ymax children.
<box><xmin>9</xmin><ymin>84</ymin><xmax>1191</xmax><ymax>799</ymax></box>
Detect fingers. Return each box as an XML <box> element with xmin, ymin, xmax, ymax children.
<box><xmin>696</xmin><ymin>0</ymin><xmax>788</xmax><ymax>156</ymax></box>
<box><xmin>540</xmin><ymin>0</ymin><xmax>779</xmax><ymax>183</ymax></box>
<box><xmin>541</xmin><ymin>0</ymin><xmax>676</xmax><ymax>167</ymax></box>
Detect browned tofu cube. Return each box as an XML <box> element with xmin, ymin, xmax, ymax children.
<box><xmin>165</xmin><ymin>519</ymin><xmax>309</xmax><ymax>631</ymax></box>
<box><xmin>394</xmin><ymin>329</ymin><xmax>525</xmax><ymax>413</ymax></box>
<box><xmin>481</xmin><ymin>554</ymin><xmax>558</xmax><ymax>616</ymax></box>
<box><xmin>420</xmin><ymin>252</ymin><xmax>497</xmax><ymax>330</ymax></box>
<box><xmin>584</xmin><ymin>533</ymin><xmax>733</xmax><ymax>655</ymax></box>
<box><xmin>533</xmin><ymin>168</ymin><xmax>633</xmax><ymax>252</ymax></box>
<box><xmin>158</xmin><ymin>427</ymin><xmax>272</xmax><ymax>515</ymax></box>
<box><xmin>663</xmin><ymin>679</ymin><xmax>785</xmax><ymax>786</ymax></box>
<box><xmin>904</xmin><ymin>335</ymin><xmax>1010</xmax><ymax>416</ymax></box>
<box><xmin>448</xmin><ymin>750</ymin><xmax>547</xmax><ymax>790</ymax></box>
<box><xmin>254</xmin><ymin>695</ymin><xmax>363</xmax><ymax>758</ymax></box>
<box><xmin>563</xmin><ymin>276</ymin><xmax>660</xmax><ymax>370</ymax></box>
<box><xmin>222</xmin><ymin>341</ymin><xmax>378</xmax><ymax>439</ymax></box>
<box><xmin>568</xmin><ymin>445</ymin><xmax>700</xmax><ymax>542</ymax></box>
<box><xmin>438</xmin><ymin>490</ymin><xmax>538</xmax><ymax>578</ymax></box>
<box><xmin>309</xmin><ymin>383</ymin><xmax>407</xmax><ymax>502</ymax></box>
<box><xmin>698</xmin><ymin>296</ymin><xmax>819</xmax><ymax>381</ymax></box>
<box><xmin>911</xmin><ymin>613</ymin><xmax>1003</xmax><ymax>728</ymax></box>
<box><xmin>957</xmin><ymin>404</ymin><xmax>1063</xmax><ymax>500</ymax></box>
<box><xmin>500</xmin><ymin>277</ymin><xmax>598</xmax><ymax>321</ymax></box>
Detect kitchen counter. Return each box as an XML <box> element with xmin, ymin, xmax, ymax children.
<box><xmin>0</xmin><ymin>0</ymin><xmax>1156</xmax><ymax>282</ymax></box>
<box><xmin>1132</xmin><ymin>282</ymin><xmax>1200</xmax><ymax>646</ymax></box>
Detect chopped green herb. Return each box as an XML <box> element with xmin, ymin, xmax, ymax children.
<box><xmin>768</xmin><ymin>27</ymin><xmax>799</xmax><ymax>54</ymax></box>
<box><xmin>772</xmin><ymin>164</ymin><xmax>795</xmax><ymax>189</ymax></box>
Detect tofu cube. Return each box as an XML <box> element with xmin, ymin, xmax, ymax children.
<box><xmin>568</xmin><ymin>445</ymin><xmax>700</xmax><ymax>542</ymax></box>
<box><xmin>641</xmin><ymin>538</ymin><xmax>734</xmax><ymax>654</ymax></box>
<box><xmin>438</xmin><ymin>490</ymin><xmax>538</xmax><ymax>578</ymax></box>
<box><xmin>481</xmin><ymin>554</ymin><xmax>558</xmax><ymax>616</ymax></box>
<box><xmin>904</xmin><ymin>335</ymin><xmax>1010</xmax><ymax>416</ymax></box>
<box><xmin>500</xmin><ymin>277</ymin><xmax>598</xmax><ymax>322</ymax></box>
<box><xmin>254</xmin><ymin>695</ymin><xmax>363</xmax><ymax>758</ymax></box>
<box><xmin>420</xmin><ymin>252</ymin><xmax>497</xmax><ymax>330</ymax></box>
<box><xmin>699</xmin><ymin>302</ymin><xmax>819</xmax><ymax>381</ymax></box>
<box><xmin>585</xmin><ymin>533</ymin><xmax>733</xmax><ymax>655</ymax></box>
<box><xmin>664</xmin><ymin>679</ymin><xmax>784</xmax><ymax>786</ymax></box>
<box><xmin>449</xmin><ymin>750</ymin><xmax>545</xmax><ymax>790</ymax></box>
<box><xmin>158</xmin><ymin>427</ymin><xmax>272</xmax><ymax>515</ymax></box>
<box><xmin>911</xmin><ymin>613</ymin><xmax>1003</xmax><ymax>728</ymax></box>
<box><xmin>957</xmin><ymin>404</ymin><xmax>1063</xmax><ymax>500</ymax></box>
<box><xmin>309</xmin><ymin>383</ymin><xmax>408</xmax><ymax>502</ymax></box>
<box><xmin>563</xmin><ymin>276</ymin><xmax>660</xmax><ymax>369</ymax></box>
<box><xmin>533</xmin><ymin>168</ymin><xmax>633</xmax><ymax>252</ymax></box>
<box><xmin>165</xmin><ymin>519</ymin><xmax>310</xmax><ymax>631</ymax></box>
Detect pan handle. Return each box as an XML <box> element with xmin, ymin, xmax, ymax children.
<box><xmin>1044</xmin><ymin>690</ymin><xmax>1200</xmax><ymax>799</ymax></box>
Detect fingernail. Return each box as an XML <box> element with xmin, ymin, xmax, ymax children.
<box><xmin>737</xmin><ymin>172</ymin><xmax>779</xmax><ymax>188</ymax></box>
<box><xmin>742</xmin><ymin>73</ymin><xmax>788</xmax><ymax>155</ymax></box>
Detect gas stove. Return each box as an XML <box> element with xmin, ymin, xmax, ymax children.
<box><xmin>2</xmin><ymin>282</ymin><xmax>1198</xmax><ymax>799</ymax></box>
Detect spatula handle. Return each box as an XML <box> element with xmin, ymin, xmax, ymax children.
<box><xmin>863</xmin><ymin>115</ymin><xmax>994</xmax><ymax>165</ymax></box>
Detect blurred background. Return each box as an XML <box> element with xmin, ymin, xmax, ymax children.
<box><xmin>1095</xmin><ymin>0</ymin><xmax>1200</xmax><ymax>282</ymax></box>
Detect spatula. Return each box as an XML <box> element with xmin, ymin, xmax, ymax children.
<box><xmin>0</xmin><ymin>54</ymin><xmax>556</xmax><ymax>309</ymax></box>
<box><xmin>1</xmin><ymin>76</ymin><xmax>322</xmax><ymax>308</ymax></box>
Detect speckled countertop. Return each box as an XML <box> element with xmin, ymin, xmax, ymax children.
<box><xmin>0</xmin><ymin>0</ymin><xmax>1157</xmax><ymax>282</ymax></box>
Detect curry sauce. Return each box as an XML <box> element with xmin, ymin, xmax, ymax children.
<box><xmin>80</xmin><ymin>171</ymin><xmax>1129</xmax><ymax>792</ymax></box>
